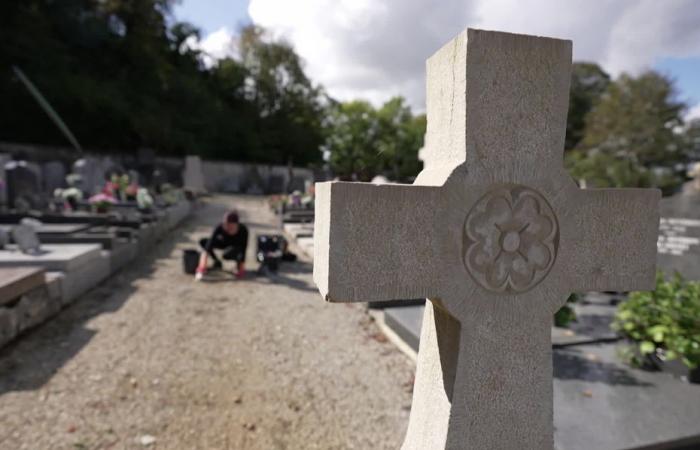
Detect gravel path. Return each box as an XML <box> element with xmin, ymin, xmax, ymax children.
<box><xmin>0</xmin><ymin>195</ymin><xmax>414</xmax><ymax>450</ymax></box>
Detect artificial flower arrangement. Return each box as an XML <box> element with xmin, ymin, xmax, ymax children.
<box><xmin>136</xmin><ymin>187</ymin><xmax>154</xmax><ymax>211</ymax></box>
<box><xmin>88</xmin><ymin>192</ymin><xmax>117</xmax><ymax>213</ymax></box>
<box><xmin>53</xmin><ymin>187</ymin><xmax>84</xmax><ymax>211</ymax></box>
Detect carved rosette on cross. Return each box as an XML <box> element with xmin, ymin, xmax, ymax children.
<box><xmin>464</xmin><ymin>184</ymin><xmax>558</xmax><ymax>293</ymax></box>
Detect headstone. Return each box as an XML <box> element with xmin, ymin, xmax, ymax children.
<box><xmin>245</xmin><ymin>166</ymin><xmax>265</xmax><ymax>195</ymax></box>
<box><xmin>127</xmin><ymin>169</ymin><xmax>140</xmax><ymax>187</ymax></box>
<box><xmin>657</xmin><ymin>189</ymin><xmax>700</xmax><ymax>279</ymax></box>
<box><xmin>137</xmin><ymin>148</ymin><xmax>155</xmax><ymax>186</ymax></box>
<box><xmin>288</xmin><ymin>175</ymin><xmax>306</xmax><ymax>193</ymax></box>
<box><xmin>219</xmin><ymin>177</ymin><xmax>240</xmax><ymax>193</ymax></box>
<box><xmin>73</xmin><ymin>157</ymin><xmax>105</xmax><ymax>195</ymax></box>
<box><xmin>268</xmin><ymin>175</ymin><xmax>285</xmax><ymax>194</ymax></box>
<box><xmin>313</xmin><ymin>29</ymin><xmax>660</xmax><ymax>449</ymax></box>
<box><xmin>43</xmin><ymin>161</ymin><xmax>66</xmax><ymax>194</ymax></box>
<box><xmin>656</xmin><ymin>163</ymin><xmax>700</xmax><ymax>280</ymax></box>
<box><xmin>183</xmin><ymin>155</ymin><xmax>205</xmax><ymax>193</ymax></box>
<box><xmin>0</xmin><ymin>228</ymin><xmax>7</xmax><ymax>249</ymax></box>
<box><xmin>5</xmin><ymin>160</ymin><xmax>41</xmax><ymax>210</ymax></box>
<box><xmin>11</xmin><ymin>224</ymin><xmax>41</xmax><ymax>254</ymax></box>
<box><xmin>151</xmin><ymin>168</ymin><xmax>166</xmax><ymax>190</ymax></box>
<box><xmin>0</xmin><ymin>153</ymin><xmax>10</xmax><ymax>207</ymax></box>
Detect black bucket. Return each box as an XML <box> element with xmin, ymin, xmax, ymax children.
<box><xmin>183</xmin><ymin>249</ymin><xmax>200</xmax><ymax>274</ymax></box>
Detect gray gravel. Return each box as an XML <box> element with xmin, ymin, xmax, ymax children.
<box><xmin>0</xmin><ymin>195</ymin><xmax>414</xmax><ymax>450</ymax></box>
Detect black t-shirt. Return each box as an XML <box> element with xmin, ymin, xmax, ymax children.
<box><xmin>205</xmin><ymin>223</ymin><xmax>248</xmax><ymax>251</ymax></box>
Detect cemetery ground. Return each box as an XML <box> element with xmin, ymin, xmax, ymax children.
<box><xmin>0</xmin><ymin>194</ymin><xmax>414</xmax><ymax>450</ymax></box>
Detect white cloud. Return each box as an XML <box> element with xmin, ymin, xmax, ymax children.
<box><xmin>184</xmin><ymin>27</ymin><xmax>237</xmax><ymax>67</ymax></box>
<box><xmin>229</xmin><ymin>0</ymin><xmax>700</xmax><ymax>110</ymax></box>
<box><xmin>688</xmin><ymin>104</ymin><xmax>700</xmax><ymax>122</ymax></box>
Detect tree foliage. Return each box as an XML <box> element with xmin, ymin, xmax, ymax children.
<box><xmin>566</xmin><ymin>71</ymin><xmax>688</xmax><ymax>193</ymax></box>
<box><xmin>0</xmin><ymin>1</ymin><xmax>325</xmax><ymax>165</ymax></box>
<box><xmin>326</xmin><ymin>97</ymin><xmax>425</xmax><ymax>182</ymax></box>
<box><xmin>565</xmin><ymin>62</ymin><xmax>610</xmax><ymax>150</ymax></box>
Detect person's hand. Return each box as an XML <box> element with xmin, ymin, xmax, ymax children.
<box><xmin>195</xmin><ymin>265</ymin><xmax>206</xmax><ymax>281</ymax></box>
<box><xmin>235</xmin><ymin>263</ymin><xmax>246</xmax><ymax>279</ymax></box>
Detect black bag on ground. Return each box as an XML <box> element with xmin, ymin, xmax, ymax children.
<box><xmin>183</xmin><ymin>249</ymin><xmax>200</xmax><ymax>274</ymax></box>
<box><xmin>256</xmin><ymin>235</ymin><xmax>284</xmax><ymax>272</ymax></box>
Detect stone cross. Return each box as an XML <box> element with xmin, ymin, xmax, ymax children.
<box><xmin>313</xmin><ymin>29</ymin><xmax>660</xmax><ymax>449</ymax></box>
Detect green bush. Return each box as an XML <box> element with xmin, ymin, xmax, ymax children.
<box><xmin>613</xmin><ymin>272</ymin><xmax>700</xmax><ymax>369</ymax></box>
<box><xmin>554</xmin><ymin>293</ymin><xmax>579</xmax><ymax>328</ymax></box>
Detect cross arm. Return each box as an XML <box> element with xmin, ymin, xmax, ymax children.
<box><xmin>567</xmin><ymin>188</ymin><xmax>661</xmax><ymax>292</ymax></box>
<box><xmin>313</xmin><ymin>181</ymin><xmax>443</xmax><ymax>303</ymax></box>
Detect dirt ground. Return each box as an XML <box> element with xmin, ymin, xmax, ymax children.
<box><xmin>0</xmin><ymin>195</ymin><xmax>414</xmax><ymax>450</ymax></box>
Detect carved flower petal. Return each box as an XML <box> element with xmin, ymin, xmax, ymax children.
<box><xmin>486</xmin><ymin>252</ymin><xmax>511</xmax><ymax>290</ymax></box>
<box><xmin>525</xmin><ymin>241</ymin><xmax>552</xmax><ymax>270</ymax></box>
<box><xmin>486</xmin><ymin>195</ymin><xmax>513</xmax><ymax>226</ymax></box>
<box><xmin>513</xmin><ymin>194</ymin><xmax>540</xmax><ymax>222</ymax></box>
<box><xmin>467</xmin><ymin>236</ymin><xmax>501</xmax><ymax>272</ymax></box>
<box><xmin>527</xmin><ymin>213</ymin><xmax>554</xmax><ymax>241</ymax></box>
<box><xmin>468</xmin><ymin>195</ymin><xmax>512</xmax><ymax>241</ymax></box>
<box><xmin>509</xmin><ymin>253</ymin><xmax>536</xmax><ymax>290</ymax></box>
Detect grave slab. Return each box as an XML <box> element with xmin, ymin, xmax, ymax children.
<box><xmin>48</xmin><ymin>251</ymin><xmax>110</xmax><ymax>304</ymax></box>
<box><xmin>0</xmin><ymin>244</ymin><xmax>102</xmax><ymax>271</ymax></box>
<box><xmin>165</xmin><ymin>200</ymin><xmax>192</xmax><ymax>229</ymax></box>
<box><xmin>553</xmin><ymin>343</ymin><xmax>700</xmax><ymax>450</ymax></box>
<box><xmin>104</xmin><ymin>239</ymin><xmax>138</xmax><ymax>272</ymax></box>
<box><xmin>295</xmin><ymin>237</ymin><xmax>314</xmax><ymax>259</ymax></box>
<box><xmin>283</xmin><ymin>223</ymin><xmax>314</xmax><ymax>239</ymax></box>
<box><xmin>0</xmin><ymin>223</ymin><xmax>91</xmax><ymax>236</ymax></box>
<box><xmin>0</xmin><ymin>276</ymin><xmax>61</xmax><ymax>349</ymax></box>
<box><xmin>38</xmin><ymin>233</ymin><xmax>120</xmax><ymax>250</ymax></box>
<box><xmin>384</xmin><ymin>294</ymin><xmax>622</xmax><ymax>352</ymax></box>
<box><xmin>383</xmin><ymin>305</ymin><xmax>424</xmax><ymax>352</ymax></box>
<box><xmin>0</xmin><ymin>267</ymin><xmax>46</xmax><ymax>306</ymax></box>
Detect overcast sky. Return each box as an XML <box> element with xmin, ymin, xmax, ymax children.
<box><xmin>174</xmin><ymin>0</ymin><xmax>700</xmax><ymax>119</ymax></box>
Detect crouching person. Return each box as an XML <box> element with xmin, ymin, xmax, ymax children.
<box><xmin>196</xmin><ymin>210</ymin><xmax>248</xmax><ymax>280</ymax></box>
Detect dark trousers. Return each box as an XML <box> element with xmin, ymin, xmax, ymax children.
<box><xmin>199</xmin><ymin>238</ymin><xmax>246</xmax><ymax>264</ymax></box>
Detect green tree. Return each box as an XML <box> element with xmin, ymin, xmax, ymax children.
<box><xmin>376</xmin><ymin>97</ymin><xmax>425</xmax><ymax>181</ymax></box>
<box><xmin>0</xmin><ymin>2</ymin><xmax>326</xmax><ymax>166</ymax></box>
<box><xmin>565</xmin><ymin>62</ymin><xmax>610</xmax><ymax>150</ymax></box>
<box><xmin>684</xmin><ymin>118</ymin><xmax>700</xmax><ymax>161</ymax></box>
<box><xmin>238</xmin><ymin>25</ymin><xmax>327</xmax><ymax>165</ymax></box>
<box><xmin>326</xmin><ymin>96</ymin><xmax>425</xmax><ymax>182</ymax></box>
<box><xmin>326</xmin><ymin>100</ymin><xmax>380</xmax><ymax>181</ymax></box>
<box><xmin>567</xmin><ymin>71</ymin><xmax>687</xmax><ymax>193</ymax></box>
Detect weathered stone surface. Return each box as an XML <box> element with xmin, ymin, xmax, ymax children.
<box><xmin>0</xmin><ymin>307</ymin><xmax>18</xmax><ymax>347</ymax></box>
<box><xmin>0</xmin><ymin>244</ymin><xmax>102</xmax><ymax>271</ymax></box>
<box><xmin>183</xmin><ymin>155</ymin><xmax>206</xmax><ymax>193</ymax></box>
<box><xmin>0</xmin><ymin>267</ymin><xmax>46</xmax><ymax>306</ymax></box>
<box><xmin>313</xmin><ymin>29</ymin><xmax>660</xmax><ymax>449</ymax></box>
<box><xmin>16</xmin><ymin>286</ymin><xmax>53</xmax><ymax>330</ymax></box>
<box><xmin>553</xmin><ymin>343</ymin><xmax>700</xmax><ymax>450</ymax></box>
<box><xmin>656</xmin><ymin>191</ymin><xmax>700</xmax><ymax>280</ymax></box>
<box><xmin>56</xmin><ymin>251</ymin><xmax>110</xmax><ymax>304</ymax></box>
<box><xmin>12</xmin><ymin>224</ymin><xmax>41</xmax><ymax>254</ymax></box>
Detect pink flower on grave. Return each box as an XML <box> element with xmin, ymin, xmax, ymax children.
<box><xmin>89</xmin><ymin>193</ymin><xmax>117</xmax><ymax>204</ymax></box>
<box><xmin>464</xmin><ymin>186</ymin><xmax>558</xmax><ymax>293</ymax></box>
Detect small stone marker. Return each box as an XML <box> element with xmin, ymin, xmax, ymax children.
<box><xmin>42</xmin><ymin>160</ymin><xmax>66</xmax><ymax>194</ymax></box>
<box><xmin>183</xmin><ymin>155</ymin><xmax>206</xmax><ymax>193</ymax></box>
<box><xmin>12</xmin><ymin>225</ymin><xmax>41</xmax><ymax>255</ymax></box>
<box><xmin>313</xmin><ymin>29</ymin><xmax>660</xmax><ymax>449</ymax></box>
